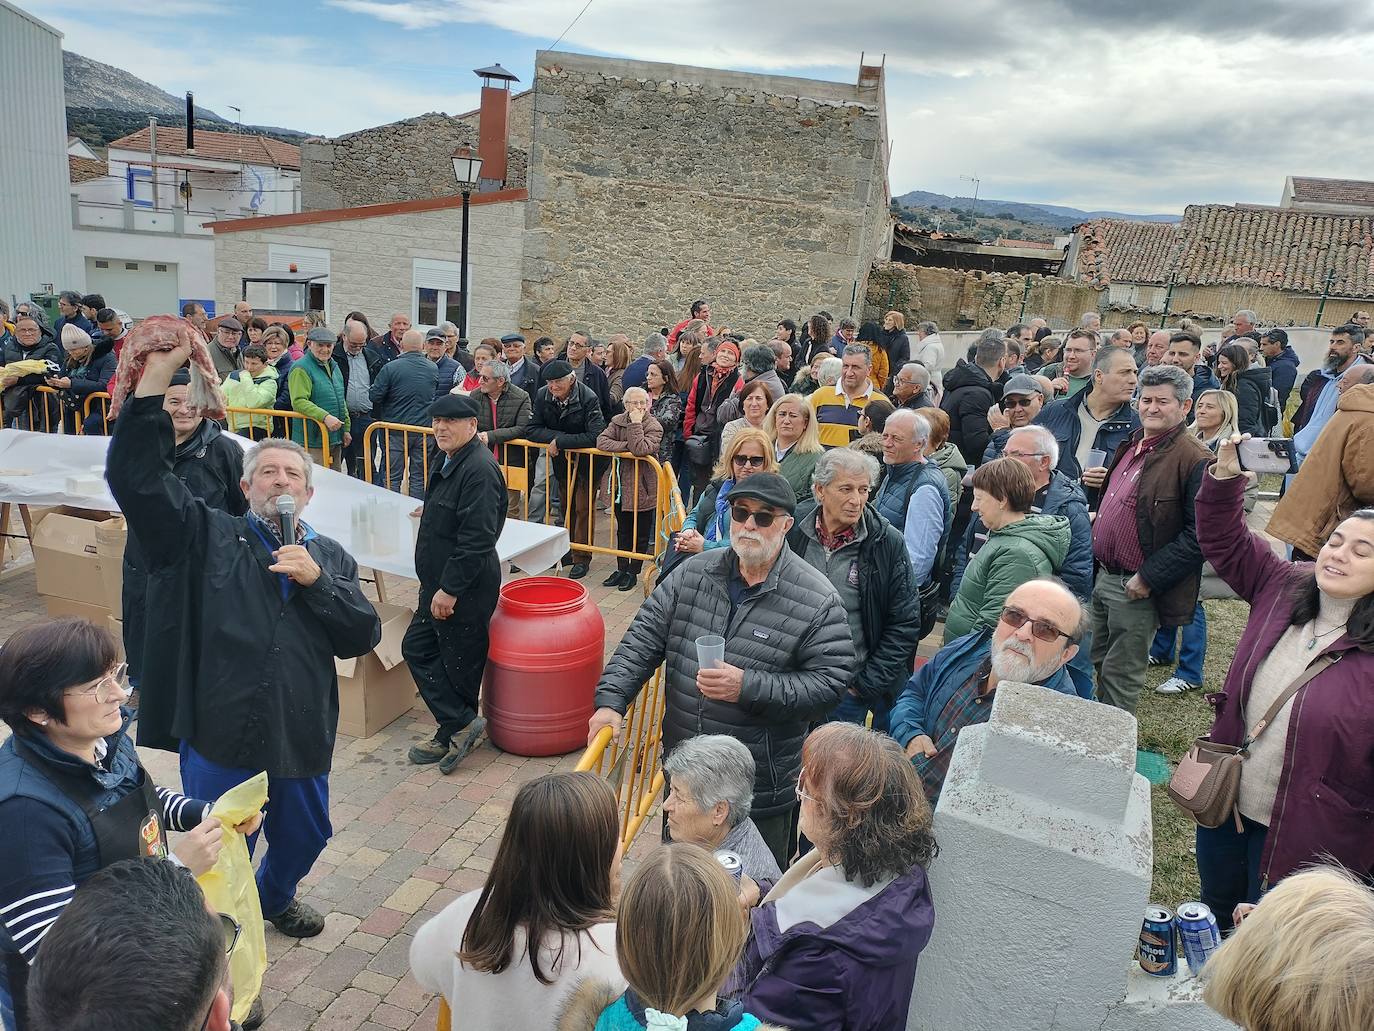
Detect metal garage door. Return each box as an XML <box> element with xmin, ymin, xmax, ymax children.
<box><xmin>85</xmin><ymin>257</ymin><xmax>178</xmax><ymax>318</ymax></box>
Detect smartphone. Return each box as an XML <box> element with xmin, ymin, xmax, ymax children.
<box><xmin>1237</xmin><ymin>437</ymin><xmax>1296</xmax><ymax>474</ymax></box>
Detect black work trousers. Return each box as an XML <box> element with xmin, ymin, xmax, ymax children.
<box><xmin>401</xmin><ymin>600</ymin><xmax>492</xmax><ymax>744</ymax></box>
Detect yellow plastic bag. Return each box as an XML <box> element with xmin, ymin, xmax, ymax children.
<box><xmin>196</xmin><ymin>771</ymin><xmax>269</xmax><ymax>1024</ymax></box>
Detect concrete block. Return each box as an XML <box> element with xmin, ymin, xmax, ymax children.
<box><xmin>908</xmin><ymin>682</ymin><xmax>1154</xmax><ymax>1031</ymax></box>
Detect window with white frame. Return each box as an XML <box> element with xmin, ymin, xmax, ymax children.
<box><xmin>412</xmin><ymin>258</ymin><xmax>467</xmax><ymax>329</ymax></box>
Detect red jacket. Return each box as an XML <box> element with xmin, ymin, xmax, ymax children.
<box><xmin>1198</xmin><ymin>470</ymin><xmax>1374</xmax><ymax>886</ymax></box>
<box><xmin>667</xmin><ymin>317</ymin><xmax>715</xmax><ymax>351</ymax></box>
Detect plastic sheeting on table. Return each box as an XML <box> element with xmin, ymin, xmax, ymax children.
<box><xmin>0</xmin><ymin>429</ymin><xmax>569</xmax><ymax>579</ymax></box>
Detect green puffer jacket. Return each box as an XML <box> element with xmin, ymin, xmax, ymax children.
<box><xmin>943</xmin><ymin>513</ymin><xmax>1071</xmax><ymax>641</ymax></box>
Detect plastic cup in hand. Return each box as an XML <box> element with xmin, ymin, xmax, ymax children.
<box><xmin>1087</xmin><ymin>448</ymin><xmax>1108</xmax><ymax>469</ymax></box>
<box><xmin>696</xmin><ymin>635</ymin><xmax>726</xmax><ymax>671</ymax></box>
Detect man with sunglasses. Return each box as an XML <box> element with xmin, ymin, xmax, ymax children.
<box><xmin>590</xmin><ymin>472</ymin><xmax>853</xmax><ymax>869</ymax></box>
<box><xmin>889</xmin><ymin>578</ymin><xmax>1084</xmax><ymax>804</ymax></box>
<box><xmin>980</xmin><ymin>373</ymin><xmax>1049</xmax><ymax>463</ymax></box>
<box><xmin>27</xmin><ymin>858</ymin><xmax>243</xmax><ymax>1031</ymax></box>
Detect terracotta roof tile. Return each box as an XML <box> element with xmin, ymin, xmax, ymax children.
<box><xmin>68</xmin><ymin>155</ymin><xmax>107</xmax><ymax>183</ymax></box>
<box><xmin>1073</xmin><ymin>205</ymin><xmax>1374</xmax><ymax>299</ymax></box>
<box><xmin>1289</xmin><ymin>176</ymin><xmax>1374</xmax><ymax>209</ymax></box>
<box><xmin>107</xmin><ymin>128</ymin><xmax>300</xmax><ymax>169</ymax></box>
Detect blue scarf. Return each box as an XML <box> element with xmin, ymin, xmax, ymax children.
<box><xmin>707</xmin><ymin>477</ymin><xmax>736</xmax><ymax>542</ymax></box>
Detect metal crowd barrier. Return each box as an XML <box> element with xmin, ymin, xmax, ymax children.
<box><xmin>222</xmin><ymin>407</ymin><xmax>332</xmax><ymax>467</ymax></box>
<box><xmin>83</xmin><ymin>391</ymin><xmax>111</xmax><ymax>434</ymax></box>
<box><xmin>576</xmin><ymin>662</ymin><xmax>669</xmax><ymax>847</ymax></box>
<box><xmin>359</xmin><ymin>427</ymin><xmax>689</xmax><ymax>594</ymax></box>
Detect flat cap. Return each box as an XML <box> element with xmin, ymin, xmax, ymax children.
<box><xmin>726</xmin><ymin>472</ymin><xmax>796</xmax><ymax>515</ymax></box>
<box><xmin>499</xmin><ymin>333</ymin><xmax>526</xmax><ymax>344</ymax></box>
<box><xmin>541</xmin><ymin>358</ymin><xmax>574</xmax><ymax>381</ymax></box>
<box><xmin>431</xmin><ymin>393</ymin><xmax>480</xmax><ymax>419</ymax></box>
<box><xmin>218</xmin><ymin>317</ymin><xmax>243</xmax><ymax>332</ymax></box>
<box><xmin>1002</xmin><ymin>373</ymin><xmax>1047</xmax><ymax>397</ymax></box>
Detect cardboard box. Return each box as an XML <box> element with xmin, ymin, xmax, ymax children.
<box><xmin>32</xmin><ymin>508</ymin><xmax>121</xmax><ymax>607</ymax></box>
<box><xmin>107</xmin><ymin>614</ymin><xmax>125</xmax><ymax>662</ymax></box>
<box><xmin>335</xmin><ymin>602</ymin><xmax>418</xmax><ymax>739</ymax></box>
<box><xmin>95</xmin><ymin>517</ymin><xmax>127</xmax><ymax>613</ymax></box>
<box><xmin>43</xmin><ymin>596</ymin><xmax>109</xmax><ymax>624</ymax></box>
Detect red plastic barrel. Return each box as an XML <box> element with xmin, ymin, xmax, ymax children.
<box><xmin>483</xmin><ymin>577</ymin><xmax>606</xmax><ymax>756</ymax></box>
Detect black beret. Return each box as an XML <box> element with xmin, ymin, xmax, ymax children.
<box><xmin>431</xmin><ymin>393</ymin><xmax>480</xmax><ymax>419</ymax></box>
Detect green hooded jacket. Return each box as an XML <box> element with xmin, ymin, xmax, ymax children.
<box><xmin>943</xmin><ymin>513</ymin><xmax>1071</xmax><ymax>642</ymax></box>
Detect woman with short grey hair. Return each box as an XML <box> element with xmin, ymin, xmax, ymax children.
<box><xmin>661</xmin><ymin>735</ymin><xmax>782</xmax><ymax>883</ymax></box>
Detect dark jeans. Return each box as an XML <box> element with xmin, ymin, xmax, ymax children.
<box><xmin>831</xmin><ymin>691</ymin><xmax>891</xmax><ymax>733</ymax></box>
<box><xmin>615</xmin><ymin>507</ymin><xmax>654</xmax><ymax>573</ymax></box>
<box><xmin>401</xmin><ymin>604</ymin><xmax>489</xmax><ymax>744</ymax></box>
<box><xmin>343</xmin><ymin>410</ymin><xmax>374</xmax><ymax>480</ymax></box>
<box><xmin>1196</xmin><ymin>814</ymin><xmax>1268</xmax><ymax>934</ymax></box>
<box><xmin>1150</xmin><ymin>603</ymin><xmax>1207</xmax><ymax>686</ymax></box>
<box><xmin>553</xmin><ymin>453</ymin><xmax>593</xmax><ymax>564</ymax></box>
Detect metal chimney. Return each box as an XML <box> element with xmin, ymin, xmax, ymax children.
<box><xmin>185</xmin><ymin>92</ymin><xmax>195</xmax><ymax>152</ymax></box>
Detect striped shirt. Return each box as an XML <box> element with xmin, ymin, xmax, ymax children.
<box><xmin>809</xmin><ymin>384</ymin><xmax>887</xmax><ymax>448</ymax></box>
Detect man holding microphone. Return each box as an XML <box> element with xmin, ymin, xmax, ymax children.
<box><xmin>106</xmin><ymin>339</ymin><xmax>381</xmax><ymax>939</ymax></box>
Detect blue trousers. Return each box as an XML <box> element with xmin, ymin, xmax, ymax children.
<box><xmin>1149</xmin><ymin>603</ymin><xmax>1207</xmax><ymax>686</ymax></box>
<box><xmin>831</xmin><ymin>692</ymin><xmax>890</xmax><ymax>734</ymax></box>
<box><xmin>179</xmin><ymin>744</ymin><xmax>332</xmax><ymax>917</ymax></box>
<box><xmin>1196</xmin><ymin>814</ymin><xmax>1267</xmax><ymax>934</ymax></box>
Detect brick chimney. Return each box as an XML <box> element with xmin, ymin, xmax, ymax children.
<box><xmin>474</xmin><ymin>63</ymin><xmax>520</xmax><ymax>189</ymax></box>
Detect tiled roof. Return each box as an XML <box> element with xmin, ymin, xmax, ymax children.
<box><xmin>1174</xmin><ymin>204</ymin><xmax>1374</xmax><ymax>296</ymax></box>
<box><xmin>68</xmin><ymin>155</ymin><xmax>106</xmax><ymax>183</ymax></box>
<box><xmin>1289</xmin><ymin>176</ymin><xmax>1374</xmax><ymax>209</ymax></box>
<box><xmin>1074</xmin><ymin>219</ymin><xmax>1178</xmax><ymax>286</ymax></box>
<box><xmin>1073</xmin><ymin>205</ymin><xmax>1374</xmax><ymax>298</ymax></box>
<box><xmin>108</xmin><ymin>128</ymin><xmax>300</xmax><ymax>169</ymax></box>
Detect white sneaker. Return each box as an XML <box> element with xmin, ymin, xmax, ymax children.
<box><xmin>1155</xmin><ymin>676</ymin><xmax>1199</xmax><ymax>695</ymax></box>
<box><xmin>1147</xmin><ymin>654</ymin><xmax>1170</xmax><ymax>667</ymax></box>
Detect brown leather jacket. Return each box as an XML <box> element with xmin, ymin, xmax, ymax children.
<box><xmin>1102</xmin><ymin>422</ymin><xmax>1212</xmax><ymax>627</ymax></box>
<box><xmin>1268</xmin><ymin>384</ymin><xmax>1374</xmax><ymax>556</ymax></box>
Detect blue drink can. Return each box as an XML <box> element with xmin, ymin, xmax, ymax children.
<box><xmin>1176</xmin><ymin>902</ymin><xmax>1221</xmax><ymax>974</ymax></box>
<box><xmin>1137</xmin><ymin>906</ymin><xmax>1177</xmax><ymax>976</ymax></box>
<box><xmin>714</xmin><ymin>850</ymin><xmax>744</xmax><ymax>883</ymax></box>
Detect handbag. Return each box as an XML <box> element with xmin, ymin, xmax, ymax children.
<box><xmin>1167</xmin><ymin>655</ymin><xmax>1333</xmax><ymax>830</ymax></box>
<box><xmin>683</xmin><ymin>433</ymin><xmax>712</xmax><ymax>468</ymax></box>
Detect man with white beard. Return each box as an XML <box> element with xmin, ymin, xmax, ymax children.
<box><xmin>589</xmin><ymin>471</ymin><xmax>854</xmax><ymax>869</ymax></box>
<box><xmin>889</xmin><ymin>578</ymin><xmax>1084</xmax><ymax>805</ymax></box>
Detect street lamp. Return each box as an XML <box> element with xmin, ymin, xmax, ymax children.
<box><xmin>451</xmin><ymin>148</ymin><xmax>483</xmax><ymax>339</ymax></box>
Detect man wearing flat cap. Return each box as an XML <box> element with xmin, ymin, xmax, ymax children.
<box><xmin>402</xmin><ymin>392</ymin><xmax>508</xmax><ymax>774</ymax></box>
<box><xmin>589</xmin><ymin>471</ymin><xmax>854</xmax><ymax>869</ymax></box>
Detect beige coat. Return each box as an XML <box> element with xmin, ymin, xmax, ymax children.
<box><xmin>1269</xmin><ymin>384</ymin><xmax>1374</xmax><ymax>556</ymax></box>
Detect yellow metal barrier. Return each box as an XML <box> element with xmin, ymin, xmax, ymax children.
<box><xmin>361</xmin><ymin>421</ymin><xmax>435</xmax><ymax>497</ymax></box>
<box><xmin>575</xmin><ymin>662</ymin><xmax>669</xmax><ymax>848</ymax></box>
<box><xmin>223</xmin><ymin>407</ymin><xmax>332</xmax><ymax>467</ymax></box>
<box><xmin>19</xmin><ymin>385</ymin><xmax>62</xmax><ymax>433</ymax></box>
<box><xmin>83</xmin><ymin>391</ymin><xmax>112</xmax><ymax>434</ymax></box>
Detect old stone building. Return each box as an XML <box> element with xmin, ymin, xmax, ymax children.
<box><xmin>214</xmin><ymin>51</ymin><xmax>891</xmax><ymax>342</ymax></box>
<box><xmin>520</xmin><ymin>51</ymin><xmax>891</xmax><ymax>339</ymax></box>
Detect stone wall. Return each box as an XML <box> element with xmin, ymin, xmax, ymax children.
<box><xmin>212</xmin><ymin>196</ymin><xmax>526</xmax><ymax>341</ymax></box>
<box><xmin>520</xmin><ymin>50</ymin><xmax>890</xmax><ymax>339</ymax></box>
<box><xmin>865</xmin><ymin>262</ymin><xmax>1104</xmax><ymax>332</ymax></box>
<box><xmin>300</xmin><ymin>112</ymin><xmax>528</xmax><ymax>211</ymax></box>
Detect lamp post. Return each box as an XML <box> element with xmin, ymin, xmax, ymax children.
<box><xmin>451</xmin><ymin>148</ymin><xmax>483</xmax><ymax>339</ymax></box>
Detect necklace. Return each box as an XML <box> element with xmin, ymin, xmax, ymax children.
<box><xmin>1307</xmin><ymin>623</ymin><xmax>1348</xmax><ymax>651</ymax></box>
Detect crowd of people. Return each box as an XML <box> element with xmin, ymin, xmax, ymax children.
<box><xmin>0</xmin><ymin>292</ymin><xmax>1372</xmax><ymax>1031</ymax></box>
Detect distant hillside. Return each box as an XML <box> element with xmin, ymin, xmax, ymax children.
<box><xmin>895</xmin><ymin>190</ymin><xmax>1180</xmax><ymax>230</ymax></box>
<box><xmin>63</xmin><ymin>51</ymin><xmax>313</xmax><ymax>148</ymax></box>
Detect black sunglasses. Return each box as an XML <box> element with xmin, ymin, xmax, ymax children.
<box><xmin>1002</xmin><ymin>396</ymin><xmax>1038</xmax><ymax>409</ymax></box>
<box><xmin>220</xmin><ymin>912</ymin><xmax>241</xmax><ymax>955</ymax></box>
<box><xmin>731</xmin><ymin>454</ymin><xmax>766</xmax><ymax>469</ymax></box>
<box><xmin>731</xmin><ymin>504</ymin><xmax>780</xmax><ymax>527</ymax></box>
<box><xmin>1000</xmin><ymin>606</ymin><xmax>1071</xmax><ymax>643</ymax></box>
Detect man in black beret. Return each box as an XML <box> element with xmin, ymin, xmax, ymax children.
<box><xmin>402</xmin><ymin>391</ymin><xmax>509</xmax><ymax>773</ymax></box>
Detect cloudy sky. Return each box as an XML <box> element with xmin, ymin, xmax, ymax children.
<box><xmin>25</xmin><ymin>0</ymin><xmax>1374</xmax><ymax>214</ymax></box>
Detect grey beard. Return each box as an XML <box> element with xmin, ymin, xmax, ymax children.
<box><xmin>990</xmin><ymin>639</ymin><xmax>1063</xmax><ymax>684</ymax></box>
<box><xmin>1324</xmin><ymin>352</ymin><xmax>1345</xmax><ymax>373</ymax></box>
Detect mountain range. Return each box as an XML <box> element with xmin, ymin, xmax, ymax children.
<box><xmin>894</xmin><ymin>190</ymin><xmax>1180</xmax><ymax>229</ymax></box>
<box><xmin>63</xmin><ymin>51</ymin><xmax>314</xmax><ymax>146</ymax></box>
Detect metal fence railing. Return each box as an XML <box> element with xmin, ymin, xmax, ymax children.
<box><xmin>576</xmin><ymin>662</ymin><xmax>669</xmax><ymax>847</ymax></box>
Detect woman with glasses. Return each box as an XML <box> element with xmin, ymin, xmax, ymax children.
<box><xmin>458</xmin><ymin>341</ymin><xmax>499</xmax><ymax>393</ymax></box>
<box><xmin>0</xmin><ymin>619</ymin><xmax>265</xmax><ymax>1029</ymax></box>
<box><xmin>734</xmin><ymin>722</ymin><xmax>938</xmax><ymax>1031</ymax></box>
<box><xmin>673</xmin><ymin>428</ymin><xmax>778</xmax><ymax>559</ymax></box>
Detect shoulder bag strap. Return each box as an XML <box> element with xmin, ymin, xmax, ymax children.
<box><xmin>1241</xmin><ymin>654</ymin><xmax>1337</xmax><ymax>750</ymax></box>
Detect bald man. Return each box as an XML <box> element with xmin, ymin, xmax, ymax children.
<box><xmin>369</xmin><ymin>328</ymin><xmax>438</xmax><ymax>497</ymax></box>
<box><xmin>889</xmin><ymin>577</ymin><xmax>1084</xmax><ymax>804</ymax></box>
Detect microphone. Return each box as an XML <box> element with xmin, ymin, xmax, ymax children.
<box><xmin>275</xmin><ymin>494</ymin><xmax>296</xmax><ymax>545</ymax></box>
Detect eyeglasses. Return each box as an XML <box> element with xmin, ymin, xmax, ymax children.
<box><xmin>1002</xmin><ymin>396</ymin><xmax>1038</xmax><ymax>409</ymax></box>
<box><xmin>731</xmin><ymin>454</ymin><xmax>766</xmax><ymax>469</ymax></box>
<box><xmin>796</xmin><ymin>766</ymin><xmax>816</xmax><ymax>804</ymax></box>
<box><xmin>220</xmin><ymin>912</ymin><xmax>241</xmax><ymax>955</ymax></box>
<box><xmin>999</xmin><ymin>607</ymin><xmax>1071</xmax><ymax>643</ymax></box>
<box><xmin>731</xmin><ymin>504</ymin><xmax>779</xmax><ymax>527</ymax></box>
<box><xmin>1002</xmin><ymin>450</ymin><xmax>1046</xmax><ymax>461</ymax></box>
<box><xmin>66</xmin><ymin>663</ymin><xmax>129</xmax><ymax>704</ymax></box>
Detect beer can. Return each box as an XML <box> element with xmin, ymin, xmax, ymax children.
<box><xmin>1136</xmin><ymin>906</ymin><xmax>1177</xmax><ymax>976</ymax></box>
<box><xmin>713</xmin><ymin>849</ymin><xmax>744</xmax><ymax>883</ymax></box>
<box><xmin>1176</xmin><ymin>901</ymin><xmax>1221</xmax><ymax>975</ymax></box>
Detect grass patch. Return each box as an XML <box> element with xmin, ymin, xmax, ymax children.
<box><xmin>1137</xmin><ymin>598</ymin><xmax>1253</xmax><ymax>909</ymax></box>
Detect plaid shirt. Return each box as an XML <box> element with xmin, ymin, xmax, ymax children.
<box><xmin>911</xmin><ymin>659</ymin><xmax>994</xmax><ymax>804</ymax></box>
<box><xmin>815</xmin><ymin>515</ymin><xmax>858</xmax><ymax>554</ymax></box>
